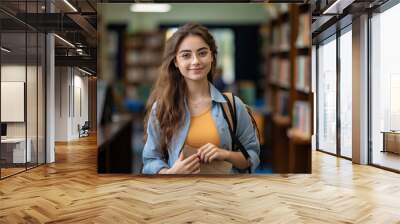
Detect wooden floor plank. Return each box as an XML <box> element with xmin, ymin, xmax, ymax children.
<box><xmin>0</xmin><ymin>135</ymin><xmax>399</xmax><ymax>223</ymax></box>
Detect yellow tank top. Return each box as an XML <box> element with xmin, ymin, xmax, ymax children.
<box><xmin>184</xmin><ymin>107</ymin><xmax>221</xmax><ymax>148</ymax></box>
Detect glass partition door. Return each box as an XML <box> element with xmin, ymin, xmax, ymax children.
<box><xmin>339</xmin><ymin>27</ymin><xmax>352</xmax><ymax>159</ymax></box>
<box><xmin>317</xmin><ymin>35</ymin><xmax>337</xmax><ymax>155</ymax></box>
<box><xmin>0</xmin><ymin>1</ymin><xmax>46</xmax><ymax>179</ymax></box>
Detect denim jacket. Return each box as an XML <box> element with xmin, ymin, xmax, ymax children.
<box><xmin>142</xmin><ymin>83</ymin><xmax>260</xmax><ymax>174</ymax></box>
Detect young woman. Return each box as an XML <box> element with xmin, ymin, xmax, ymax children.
<box><xmin>142</xmin><ymin>23</ymin><xmax>260</xmax><ymax>174</ymax></box>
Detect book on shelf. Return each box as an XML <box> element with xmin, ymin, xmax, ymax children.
<box><xmin>272</xmin><ymin>26</ymin><xmax>281</xmax><ymax>52</ymax></box>
<box><xmin>292</xmin><ymin>101</ymin><xmax>311</xmax><ymax>136</ymax></box>
<box><xmin>269</xmin><ymin>58</ymin><xmax>279</xmax><ymax>84</ymax></box>
<box><xmin>126</xmin><ymin>51</ymin><xmax>141</xmax><ymax>64</ymax></box>
<box><xmin>296</xmin><ymin>13</ymin><xmax>311</xmax><ymax>48</ymax></box>
<box><xmin>124</xmin><ymin>31</ymin><xmax>164</xmax><ymax>104</ymax></box>
<box><xmin>296</xmin><ymin>56</ymin><xmax>310</xmax><ymax>92</ymax></box>
<box><xmin>269</xmin><ymin>58</ymin><xmax>289</xmax><ymax>87</ymax></box>
<box><xmin>277</xmin><ymin>90</ymin><xmax>289</xmax><ymax>116</ymax></box>
<box><xmin>280</xmin><ymin>22</ymin><xmax>290</xmax><ymax>51</ymax></box>
<box><xmin>126</xmin><ymin>50</ymin><xmax>161</xmax><ymax>65</ymax></box>
<box><xmin>142</xmin><ymin>50</ymin><xmax>161</xmax><ymax>65</ymax></box>
<box><xmin>145</xmin><ymin>33</ymin><xmax>164</xmax><ymax>49</ymax></box>
<box><xmin>125</xmin><ymin>36</ymin><xmax>144</xmax><ymax>49</ymax></box>
<box><xmin>279</xmin><ymin>59</ymin><xmax>290</xmax><ymax>88</ymax></box>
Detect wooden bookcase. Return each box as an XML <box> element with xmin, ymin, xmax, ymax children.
<box><xmin>123</xmin><ymin>31</ymin><xmax>165</xmax><ymax>106</ymax></box>
<box><xmin>263</xmin><ymin>4</ymin><xmax>312</xmax><ymax>173</ymax></box>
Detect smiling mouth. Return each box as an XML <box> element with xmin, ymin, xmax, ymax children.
<box><xmin>189</xmin><ymin>68</ymin><xmax>204</xmax><ymax>71</ymax></box>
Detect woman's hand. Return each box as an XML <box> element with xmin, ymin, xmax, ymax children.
<box><xmin>197</xmin><ymin>143</ymin><xmax>229</xmax><ymax>163</ymax></box>
<box><xmin>167</xmin><ymin>153</ymin><xmax>200</xmax><ymax>174</ymax></box>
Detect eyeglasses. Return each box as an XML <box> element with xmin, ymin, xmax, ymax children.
<box><xmin>177</xmin><ymin>48</ymin><xmax>211</xmax><ymax>61</ymax></box>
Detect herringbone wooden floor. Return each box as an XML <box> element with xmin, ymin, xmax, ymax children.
<box><xmin>1</xmin><ymin>135</ymin><xmax>400</xmax><ymax>223</ymax></box>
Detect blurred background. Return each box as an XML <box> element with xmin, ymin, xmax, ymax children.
<box><xmin>97</xmin><ymin>3</ymin><xmax>311</xmax><ymax>174</ymax></box>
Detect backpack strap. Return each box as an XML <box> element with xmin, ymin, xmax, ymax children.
<box><xmin>219</xmin><ymin>92</ymin><xmax>251</xmax><ymax>173</ymax></box>
<box><xmin>221</xmin><ymin>92</ymin><xmax>236</xmax><ymax>134</ymax></box>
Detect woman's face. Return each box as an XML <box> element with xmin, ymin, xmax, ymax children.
<box><xmin>174</xmin><ymin>35</ymin><xmax>213</xmax><ymax>82</ymax></box>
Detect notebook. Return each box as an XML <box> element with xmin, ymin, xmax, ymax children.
<box><xmin>181</xmin><ymin>145</ymin><xmax>232</xmax><ymax>174</ymax></box>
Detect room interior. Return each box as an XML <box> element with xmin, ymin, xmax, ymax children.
<box><xmin>0</xmin><ymin>0</ymin><xmax>399</xmax><ymax>222</ymax></box>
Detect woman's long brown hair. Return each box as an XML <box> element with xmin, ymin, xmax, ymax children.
<box><xmin>144</xmin><ymin>23</ymin><xmax>218</xmax><ymax>156</ymax></box>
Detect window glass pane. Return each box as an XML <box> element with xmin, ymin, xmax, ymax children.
<box><xmin>317</xmin><ymin>36</ymin><xmax>337</xmax><ymax>154</ymax></box>
<box><xmin>371</xmin><ymin>3</ymin><xmax>400</xmax><ymax>171</ymax></box>
<box><xmin>340</xmin><ymin>28</ymin><xmax>352</xmax><ymax>158</ymax></box>
<box><xmin>1</xmin><ymin>30</ymin><xmax>28</xmax><ymax>177</ymax></box>
<box><xmin>27</xmin><ymin>30</ymin><xmax>38</xmax><ymax>169</ymax></box>
<box><xmin>210</xmin><ymin>29</ymin><xmax>235</xmax><ymax>85</ymax></box>
<box><xmin>0</xmin><ymin>0</ymin><xmax>46</xmax><ymax>179</ymax></box>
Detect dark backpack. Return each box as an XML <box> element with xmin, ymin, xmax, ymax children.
<box><xmin>219</xmin><ymin>92</ymin><xmax>261</xmax><ymax>173</ymax></box>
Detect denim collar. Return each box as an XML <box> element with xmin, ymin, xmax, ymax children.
<box><xmin>183</xmin><ymin>82</ymin><xmax>227</xmax><ymax>110</ymax></box>
<box><xmin>209</xmin><ymin>82</ymin><xmax>227</xmax><ymax>103</ymax></box>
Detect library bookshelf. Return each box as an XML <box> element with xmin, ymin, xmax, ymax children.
<box><xmin>263</xmin><ymin>4</ymin><xmax>312</xmax><ymax>173</ymax></box>
<box><xmin>123</xmin><ymin>31</ymin><xmax>165</xmax><ymax>107</ymax></box>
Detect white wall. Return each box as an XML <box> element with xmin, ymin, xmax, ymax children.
<box><xmin>74</xmin><ymin>73</ymin><xmax>89</xmax><ymax>122</ymax></box>
<box><xmin>72</xmin><ymin>73</ymin><xmax>89</xmax><ymax>138</ymax></box>
<box><xmin>55</xmin><ymin>67</ymin><xmax>89</xmax><ymax>141</ymax></box>
<box><xmin>1</xmin><ymin>65</ymin><xmax>34</xmax><ymax>138</ymax></box>
<box><xmin>55</xmin><ymin>67</ymin><xmax>69</xmax><ymax>141</ymax></box>
<box><xmin>1</xmin><ymin>65</ymin><xmax>26</xmax><ymax>81</ymax></box>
